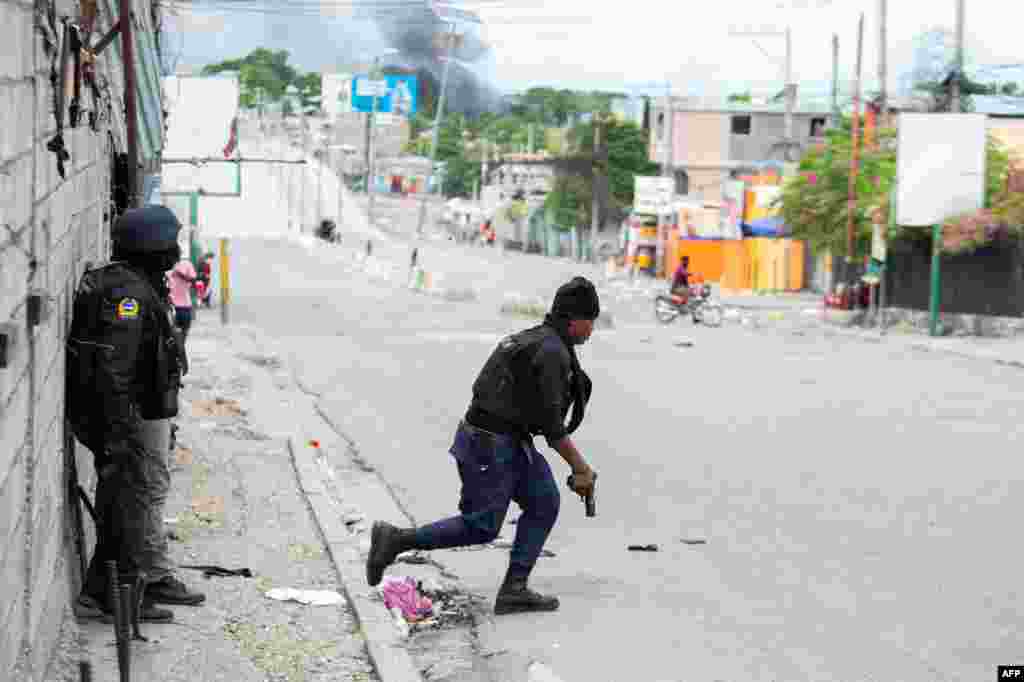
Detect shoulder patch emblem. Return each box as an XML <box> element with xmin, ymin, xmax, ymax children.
<box><xmin>116</xmin><ymin>298</ymin><xmax>140</xmax><ymax>320</ymax></box>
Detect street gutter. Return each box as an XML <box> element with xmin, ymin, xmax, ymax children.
<box><xmin>288</xmin><ymin>435</ymin><xmax>424</xmax><ymax>682</ymax></box>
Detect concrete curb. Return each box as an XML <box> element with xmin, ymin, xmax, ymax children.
<box><xmin>822</xmin><ymin>323</ymin><xmax>1024</xmax><ymax>369</ymax></box>
<box><xmin>287</xmin><ymin>436</ymin><xmax>424</xmax><ymax>682</ymax></box>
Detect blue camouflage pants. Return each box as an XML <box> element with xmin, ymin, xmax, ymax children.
<box><xmin>413</xmin><ymin>421</ymin><xmax>561</xmax><ymax>580</ymax></box>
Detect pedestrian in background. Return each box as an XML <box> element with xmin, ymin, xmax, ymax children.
<box><xmin>168</xmin><ymin>259</ymin><xmax>197</xmax><ymax>341</ymax></box>
<box><xmin>197</xmin><ymin>251</ymin><xmax>214</xmax><ymax>308</ymax></box>
<box><xmin>366</xmin><ymin>277</ymin><xmax>600</xmax><ymax>616</ymax></box>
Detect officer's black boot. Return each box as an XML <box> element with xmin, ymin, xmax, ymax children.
<box><xmin>366</xmin><ymin>521</ymin><xmax>418</xmax><ymax>586</ymax></box>
<box><xmin>494</xmin><ymin>571</ymin><xmax>560</xmax><ymax>615</ymax></box>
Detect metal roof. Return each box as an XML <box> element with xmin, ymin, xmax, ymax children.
<box><xmin>101</xmin><ymin>0</ymin><xmax>165</xmax><ymax>161</ymax></box>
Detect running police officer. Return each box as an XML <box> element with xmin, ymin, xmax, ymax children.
<box><xmin>68</xmin><ymin>205</ymin><xmax>205</xmax><ymax>622</ymax></box>
<box><xmin>366</xmin><ymin>276</ymin><xmax>600</xmax><ymax>615</ymax></box>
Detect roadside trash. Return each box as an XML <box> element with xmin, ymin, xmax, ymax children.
<box><xmin>389</xmin><ymin>607</ymin><xmax>411</xmax><ymax>638</ymax></box>
<box><xmin>265</xmin><ymin>588</ymin><xmax>345</xmax><ymax>606</ymax></box>
<box><xmin>674</xmin><ymin>340</ymin><xmax>694</xmax><ymax>348</ymax></box>
<box><xmin>628</xmin><ymin>544</ymin><xmax>659</xmax><ymax>552</ymax></box>
<box><xmin>309</xmin><ymin>439</ymin><xmax>321</xmax><ymax>449</ymax></box>
<box><xmin>379</xmin><ymin>576</ymin><xmax>433</xmax><ymax>622</ymax></box>
<box><xmin>180</xmin><ymin>564</ymin><xmax>254</xmax><ymax>579</ymax></box>
<box><xmin>343</xmin><ymin>511</ymin><xmax>365</xmax><ymax>525</ymax></box>
<box><xmin>680</xmin><ymin>538</ymin><xmax>707</xmax><ymax>546</ymax></box>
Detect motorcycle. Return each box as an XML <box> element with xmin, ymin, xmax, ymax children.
<box><xmin>654</xmin><ymin>283</ymin><xmax>724</xmax><ymax>327</ymax></box>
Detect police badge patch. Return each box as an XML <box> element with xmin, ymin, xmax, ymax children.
<box><xmin>116</xmin><ymin>298</ymin><xmax>140</xmax><ymax>320</ymax></box>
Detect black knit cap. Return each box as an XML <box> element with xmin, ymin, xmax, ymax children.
<box><xmin>112</xmin><ymin>205</ymin><xmax>181</xmax><ymax>254</ymax></box>
<box><xmin>550</xmin><ymin>276</ymin><xmax>600</xmax><ymax>320</ymax></box>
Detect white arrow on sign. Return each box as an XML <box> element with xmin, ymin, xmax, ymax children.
<box><xmin>356</xmin><ymin>80</ymin><xmax>389</xmax><ymax>98</ymax></box>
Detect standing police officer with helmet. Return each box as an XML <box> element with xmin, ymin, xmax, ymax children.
<box><xmin>366</xmin><ymin>276</ymin><xmax>600</xmax><ymax>615</ymax></box>
<box><xmin>68</xmin><ymin>205</ymin><xmax>205</xmax><ymax>622</ymax></box>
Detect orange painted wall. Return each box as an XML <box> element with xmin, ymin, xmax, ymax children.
<box><xmin>665</xmin><ymin>234</ymin><xmax>807</xmax><ymax>291</ymax></box>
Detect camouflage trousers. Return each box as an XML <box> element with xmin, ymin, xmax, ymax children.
<box><xmin>83</xmin><ymin>418</ymin><xmax>175</xmax><ymax>599</ymax></box>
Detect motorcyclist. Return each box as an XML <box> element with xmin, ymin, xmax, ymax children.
<box><xmin>670</xmin><ymin>256</ymin><xmax>691</xmax><ymax>301</ymax></box>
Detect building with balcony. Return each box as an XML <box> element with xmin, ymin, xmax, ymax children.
<box><xmin>649</xmin><ymin>96</ymin><xmax>833</xmax><ymax>201</ymax></box>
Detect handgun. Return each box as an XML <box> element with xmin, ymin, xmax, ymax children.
<box><xmin>566</xmin><ymin>472</ymin><xmax>596</xmax><ymax>517</ymax></box>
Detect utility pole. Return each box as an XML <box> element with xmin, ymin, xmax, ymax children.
<box><xmin>367</xmin><ymin>66</ymin><xmax>381</xmax><ymax>229</ymax></box>
<box><xmin>878</xmin><ymin>0</ymin><xmax>888</xmax><ymax>121</ymax></box>
<box><xmin>119</xmin><ymin>0</ymin><xmax>138</xmax><ymax>207</ymax></box>
<box><xmin>590</xmin><ymin>113</ymin><xmax>602</xmax><ymax>264</ymax></box>
<box><xmin>336</xmin><ymin>150</ymin><xmax>344</xmax><ymax>229</ymax></box>
<box><xmin>784</xmin><ymin>25</ymin><xmax>794</xmax><ymax>145</ymax></box>
<box><xmin>845</xmin><ymin>13</ymin><xmax>865</xmax><ymax>282</ymax></box>
<box><xmin>951</xmin><ymin>0</ymin><xmax>965</xmax><ymax>112</ymax></box>
<box><xmin>417</xmin><ymin>21</ymin><xmax>457</xmax><ymax>237</ymax></box>
<box><xmin>662</xmin><ymin>83</ymin><xmax>673</xmax><ymax>179</ymax></box>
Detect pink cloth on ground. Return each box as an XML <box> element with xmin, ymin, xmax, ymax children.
<box><xmin>167</xmin><ymin>260</ymin><xmax>197</xmax><ymax>308</ymax></box>
<box><xmin>380</xmin><ymin>576</ymin><xmax>433</xmax><ymax>622</ymax></box>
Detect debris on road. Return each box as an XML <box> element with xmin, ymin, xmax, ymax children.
<box><xmin>627</xmin><ymin>544</ymin><xmax>659</xmax><ymax>552</ymax></box>
<box><xmin>264</xmin><ymin>588</ymin><xmax>346</xmax><ymax>606</ymax></box>
<box><xmin>680</xmin><ymin>538</ymin><xmax>707</xmax><ymax>546</ymax></box>
<box><xmin>191</xmin><ymin>397</ymin><xmax>244</xmax><ymax>418</ymax></box>
<box><xmin>674</xmin><ymin>339</ymin><xmax>695</xmax><ymax>348</ymax></box>
<box><xmin>395</xmin><ymin>552</ymin><xmax>430</xmax><ymax>565</ymax></box>
<box><xmin>180</xmin><ymin>564</ymin><xmax>254</xmax><ymax>579</ymax></box>
<box><xmin>379</xmin><ymin>576</ymin><xmax>434</xmax><ymax>622</ymax></box>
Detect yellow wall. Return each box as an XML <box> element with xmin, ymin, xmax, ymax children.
<box><xmin>990</xmin><ymin>119</ymin><xmax>1024</xmax><ymax>162</ymax></box>
<box><xmin>717</xmin><ymin>238</ymin><xmax>806</xmax><ymax>292</ymax></box>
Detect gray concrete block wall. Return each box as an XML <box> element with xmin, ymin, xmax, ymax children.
<box><xmin>0</xmin><ymin>0</ymin><xmax>158</xmax><ymax>678</ymax></box>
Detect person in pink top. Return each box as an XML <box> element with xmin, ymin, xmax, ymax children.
<box><xmin>167</xmin><ymin>259</ymin><xmax>197</xmax><ymax>340</ymax></box>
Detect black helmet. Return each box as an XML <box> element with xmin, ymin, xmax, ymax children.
<box><xmin>112</xmin><ymin>205</ymin><xmax>181</xmax><ymax>254</ymax></box>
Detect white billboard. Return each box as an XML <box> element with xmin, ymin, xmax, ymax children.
<box><xmin>322</xmin><ymin>72</ymin><xmax>353</xmax><ymax>117</ymax></box>
<box><xmin>161</xmin><ymin>75</ymin><xmax>241</xmax><ymax>194</ymax></box>
<box><xmin>634</xmin><ymin>176</ymin><xmax>674</xmax><ymax>214</ymax></box>
<box><xmin>896</xmin><ymin>114</ymin><xmax>987</xmax><ymax>227</ymax></box>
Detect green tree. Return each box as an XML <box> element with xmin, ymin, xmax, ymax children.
<box><xmin>777</xmin><ymin>117</ymin><xmax>1012</xmax><ymax>257</ymax></box>
<box><xmin>430</xmin><ymin>113</ymin><xmax>479</xmax><ymax>197</ymax></box>
<box><xmin>545</xmin><ymin>175</ymin><xmax>591</xmax><ymax>231</ymax></box>
<box><xmin>914</xmin><ymin>70</ymin><xmax>995</xmax><ymax>113</ymax></box>
<box><xmin>1002</xmin><ymin>82</ymin><xmax>1020</xmax><ymax>96</ymax></box>
<box><xmin>295</xmin><ymin>72</ymin><xmax>321</xmax><ymax>113</ymax></box>
<box><xmin>568</xmin><ymin>117</ymin><xmax>659</xmax><ymax>212</ymax></box>
<box><xmin>203</xmin><ymin>48</ymin><xmax>298</xmax><ymax>108</ymax></box>
<box><xmin>728</xmin><ymin>91</ymin><xmax>753</xmax><ymax>104</ymax></box>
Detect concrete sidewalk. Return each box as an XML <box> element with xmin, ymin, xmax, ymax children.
<box><xmin>77</xmin><ymin>320</ymin><xmax>378</xmax><ymax>682</ymax></box>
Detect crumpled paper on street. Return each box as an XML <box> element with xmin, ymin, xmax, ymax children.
<box><xmin>265</xmin><ymin>588</ymin><xmax>345</xmax><ymax>606</ymax></box>
<box><xmin>378</xmin><ymin>576</ymin><xmax>433</xmax><ymax>622</ymax></box>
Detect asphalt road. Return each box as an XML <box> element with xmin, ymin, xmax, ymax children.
<box><xmin>201</xmin><ymin>129</ymin><xmax>1024</xmax><ymax>682</ymax></box>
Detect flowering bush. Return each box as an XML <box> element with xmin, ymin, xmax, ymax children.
<box><xmin>942</xmin><ymin>162</ymin><xmax>1024</xmax><ymax>254</ymax></box>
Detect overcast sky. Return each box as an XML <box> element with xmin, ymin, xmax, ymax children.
<box><xmin>169</xmin><ymin>0</ymin><xmax>1024</xmax><ymax>97</ymax></box>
